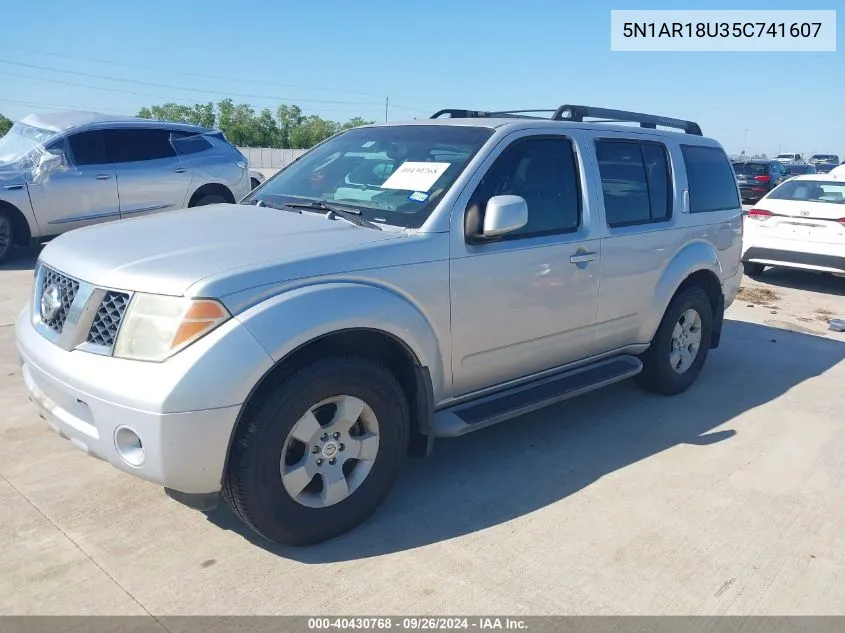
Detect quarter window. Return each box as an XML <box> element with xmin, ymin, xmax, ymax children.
<box><xmin>467</xmin><ymin>136</ymin><xmax>581</xmax><ymax>239</ymax></box>
<box><xmin>595</xmin><ymin>140</ymin><xmax>671</xmax><ymax>227</ymax></box>
<box><xmin>681</xmin><ymin>145</ymin><xmax>740</xmax><ymax>213</ymax></box>
<box><xmin>171</xmin><ymin>132</ymin><xmax>212</xmax><ymax>156</ymax></box>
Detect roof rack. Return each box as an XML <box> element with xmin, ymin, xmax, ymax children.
<box><xmin>430</xmin><ymin>109</ymin><xmax>556</xmax><ymax>120</ymax></box>
<box><xmin>430</xmin><ymin>104</ymin><xmax>703</xmax><ymax>135</ymax></box>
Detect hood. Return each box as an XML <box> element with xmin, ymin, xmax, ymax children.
<box><xmin>39</xmin><ymin>204</ymin><xmax>409</xmax><ymax>296</ymax></box>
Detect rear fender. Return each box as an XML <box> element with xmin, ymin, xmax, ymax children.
<box><xmin>233</xmin><ymin>282</ymin><xmax>446</xmax><ymax>401</ymax></box>
<box><xmin>638</xmin><ymin>240</ymin><xmax>723</xmax><ymax>344</ymax></box>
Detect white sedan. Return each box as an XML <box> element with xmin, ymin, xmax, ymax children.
<box><xmin>742</xmin><ymin>171</ymin><xmax>845</xmax><ymax>277</ymax></box>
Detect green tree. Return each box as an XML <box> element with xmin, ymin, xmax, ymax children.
<box><xmin>136</xmin><ymin>101</ymin><xmax>373</xmax><ymax>148</ymax></box>
<box><xmin>339</xmin><ymin>116</ymin><xmax>370</xmax><ymax>132</ymax></box>
<box><xmin>276</xmin><ymin>104</ymin><xmax>304</xmax><ymax>149</ymax></box>
<box><xmin>0</xmin><ymin>113</ymin><xmax>13</xmax><ymax>136</ymax></box>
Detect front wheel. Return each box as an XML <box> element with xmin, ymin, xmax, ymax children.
<box><xmin>636</xmin><ymin>287</ymin><xmax>713</xmax><ymax>395</ymax></box>
<box><xmin>222</xmin><ymin>356</ymin><xmax>410</xmax><ymax>545</ymax></box>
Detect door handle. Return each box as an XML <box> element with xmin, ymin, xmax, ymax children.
<box><xmin>173</xmin><ymin>168</ymin><xmax>187</xmax><ymax>173</ymax></box>
<box><xmin>570</xmin><ymin>252</ymin><xmax>598</xmax><ymax>264</ymax></box>
<box><xmin>95</xmin><ymin>174</ymin><xmax>111</xmax><ymax>180</ymax></box>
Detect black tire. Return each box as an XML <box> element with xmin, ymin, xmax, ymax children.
<box><xmin>635</xmin><ymin>287</ymin><xmax>713</xmax><ymax>396</ymax></box>
<box><xmin>0</xmin><ymin>209</ymin><xmax>13</xmax><ymax>264</ymax></box>
<box><xmin>743</xmin><ymin>262</ymin><xmax>765</xmax><ymax>277</ymax></box>
<box><xmin>191</xmin><ymin>193</ymin><xmax>229</xmax><ymax>207</ymax></box>
<box><xmin>250</xmin><ymin>178</ymin><xmax>260</xmax><ymax>190</ymax></box>
<box><xmin>223</xmin><ymin>356</ymin><xmax>410</xmax><ymax>546</ymax></box>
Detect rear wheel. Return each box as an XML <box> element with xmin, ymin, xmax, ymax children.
<box><xmin>250</xmin><ymin>178</ymin><xmax>260</xmax><ymax>190</ymax></box>
<box><xmin>0</xmin><ymin>210</ymin><xmax>13</xmax><ymax>264</ymax></box>
<box><xmin>636</xmin><ymin>287</ymin><xmax>713</xmax><ymax>395</ymax></box>
<box><xmin>223</xmin><ymin>356</ymin><xmax>410</xmax><ymax>545</ymax></box>
<box><xmin>743</xmin><ymin>262</ymin><xmax>765</xmax><ymax>277</ymax></box>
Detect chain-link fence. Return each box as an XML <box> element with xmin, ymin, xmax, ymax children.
<box><xmin>238</xmin><ymin>147</ymin><xmax>307</xmax><ymax>169</ymax></box>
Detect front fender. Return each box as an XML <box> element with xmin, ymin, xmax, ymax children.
<box><xmin>233</xmin><ymin>282</ymin><xmax>446</xmax><ymax>400</ymax></box>
<box><xmin>637</xmin><ymin>240</ymin><xmax>722</xmax><ymax>344</ymax></box>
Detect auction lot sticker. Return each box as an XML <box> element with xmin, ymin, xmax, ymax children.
<box><xmin>381</xmin><ymin>162</ymin><xmax>451</xmax><ymax>192</ymax></box>
<box><xmin>611</xmin><ymin>10</ymin><xmax>836</xmax><ymax>51</ymax></box>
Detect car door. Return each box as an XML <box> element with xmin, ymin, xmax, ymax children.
<box><xmin>105</xmin><ymin>127</ymin><xmax>193</xmax><ymax>219</ymax></box>
<box><xmin>26</xmin><ymin>129</ymin><xmax>120</xmax><ymax>234</ymax></box>
<box><xmin>589</xmin><ymin>135</ymin><xmax>679</xmax><ymax>353</ymax></box>
<box><xmin>449</xmin><ymin>133</ymin><xmax>601</xmax><ymax>396</ymax></box>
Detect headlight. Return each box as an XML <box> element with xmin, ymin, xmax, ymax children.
<box><xmin>113</xmin><ymin>294</ymin><xmax>230</xmax><ymax>362</ymax></box>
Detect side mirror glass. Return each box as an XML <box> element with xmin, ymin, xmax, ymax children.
<box><xmin>478</xmin><ymin>195</ymin><xmax>528</xmax><ymax>240</ymax></box>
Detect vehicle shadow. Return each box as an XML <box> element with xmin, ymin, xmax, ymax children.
<box><xmin>0</xmin><ymin>248</ymin><xmax>39</xmax><ymax>272</ymax></box>
<box><xmin>752</xmin><ymin>267</ymin><xmax>845</xmax><ymax>297</ymax></box>
<box><xmin>204</xmin><ymin>319</ymin><xmax>845</xmax><ymax>561</ymax></box>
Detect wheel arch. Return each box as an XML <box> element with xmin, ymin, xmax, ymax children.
<box><xmin>187</xmin><ymin>182</ymin><xmax>235</xmax><ymax>206</ymax></box>
<box><xmin>0</xmin><ymin>199</ymin><xmax>35</xmax><ymax>246</ymax></box>
<box><xmin>639</xmin><ymin>241</ymin><xmax>724</xmax><ymax>348</ymax></box>
<box><xmin>223</xmin><ymin>282</ymin><xmax>446</xmax><ymax>472</ymax></box>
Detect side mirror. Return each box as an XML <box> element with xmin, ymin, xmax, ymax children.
<box><xmin>477</xmin><ymin>195</ymin><xmax>528</xmax><ymax>240</ymax></box>
<box><xmin>33</xmin><ymin>150</ymin><xmax>65</xmax><ymax>182</ymax></box>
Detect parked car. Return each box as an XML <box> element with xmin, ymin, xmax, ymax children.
<box><xmin>0</xmin><ymin>111</ymin><xmax>252</xmax><ymax>263</ymax></box>
<box><xmin>732</xmin><ymin>159</ymin><xmax>789</xmax><ymax>202</ymax></box>
<box><xmin>808</xmin><ymin>154</ymin><xmax>841</xmax><ymax>174</ymax></box>
<box><xmin>784</xmin><ymin>162</ymin><xmax>817</xmax><ymax>178</ymax></box>
<box><xmin>774</xmin><ymin>152</ymin><xmax>803</xmax><ymax>164</ymax></box>
<box><xmin>249</xmin><ymin>169</ymin><xmax>266</xmax><ymax>190</ymax></box>
<box><xmin>742</xmin><ymin>173</ymin><xmax>845</xmax><ymax>277</ymax></box>
<box><xmin>15</xmin><ymin>104</ymin><xmax>743</xmax><ymax>545</ymax></box>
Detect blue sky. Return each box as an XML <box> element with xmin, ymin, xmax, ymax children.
<box><xmin>0</xmin><ymin>0</ymin><xmax>840</xmax><ymax>157</ymax></box>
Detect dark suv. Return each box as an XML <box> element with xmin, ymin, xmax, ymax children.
<box><xmin>731</xmin><ymin>159</ymin><xmax>788</xmax><ymax>203</ymax></box>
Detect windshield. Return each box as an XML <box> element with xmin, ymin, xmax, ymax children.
<box><xmin>769</xmin><ymin>180</ymin><xmax>845</xmax><ymax>204</ymax></box>
<box><xmin>811</xmin><ymin>155</ymin><xmax>838</xmax><ymax>162</ymax></box>
<box><xmin>0</xmin><ymin>122</ymin><xmax>57</xmax><ymax>164</ymax></box>
<box><xmin>732</xmin><ymin>162</ymin><xmax>767</xmax><ymax>176</ymax></box>
<box><xmin>245</xmin><ymin>125</ymin><xmax>494</xmax><ymax>228</ymax></box>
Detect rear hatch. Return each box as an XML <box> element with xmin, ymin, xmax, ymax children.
<box><xmin>733</xmin><ymin>162</ymin><xmax>769</xmax><ymax>188</ymax></box>
<box><xmin>750</xmin><ymin>181</ymin><xmax>845</xmax><ymax>244</ymax></box>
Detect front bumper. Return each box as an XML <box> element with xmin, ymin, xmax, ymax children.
<box><xmin>15</xmin><ymin>304</ymin><xmax>274</xmax><ymax>494</ymax></box>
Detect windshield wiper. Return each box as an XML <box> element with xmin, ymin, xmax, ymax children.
<box><xmin>282</xmin><ymin>200</ymin><xmax>382</xmax><ymax>230</ymax></box>
<box><xmin>249</xmin><ymin>198</ymin><xmax>301</xmax><ymax>213</ymax></box>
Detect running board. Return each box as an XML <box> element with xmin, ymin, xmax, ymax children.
<box><xmin>433</xmin><ymin>355</ymin><xmax>642</xmax><ymax>437</ymax></box>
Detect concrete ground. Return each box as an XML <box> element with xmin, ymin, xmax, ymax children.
<box><xmin>1</xmin><ymin>249</ymin><xmax>844</xmax><ymax>616</ymax></box>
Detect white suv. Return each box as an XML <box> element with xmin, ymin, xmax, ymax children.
<box><xmin>16</xmin><ymin>104</ymin><xmax>743</xmax><ymax>545</ymax></box>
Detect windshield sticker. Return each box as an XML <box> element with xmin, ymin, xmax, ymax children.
<box><xmin>408</xmin><ymin>191</ymin><xmax>429</xmax><ymax>203</ymax></box>
<box><xmin>380</xmin><ymin>162</ymin><xmax>450</xmax><ymax>192</ymax></box>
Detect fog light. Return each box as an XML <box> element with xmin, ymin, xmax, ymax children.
<box><xmin>114</xmin><ymin>426</ymin><xmax>145</xmax><ymax>466</ymax></box>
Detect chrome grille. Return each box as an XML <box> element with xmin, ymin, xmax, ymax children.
<box><xmin>39</xmin><ymin>268</ymin><xmax>80</xmax><ymax>334</ymax></box>
<box><xmin>86</xmin><ymin>291</ymin><xmax>130</xmax><ymax>348</ymax></box>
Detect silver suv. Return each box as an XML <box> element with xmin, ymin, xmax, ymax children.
<box><xmin>0</xmin><ymin>111</ymin><xmax>251</xmax><ymax>262</ymax></box>
<box><xmin>15</xmin><ymin>105</ymin><xmax>743</xmax><ymax>545</ymax></box>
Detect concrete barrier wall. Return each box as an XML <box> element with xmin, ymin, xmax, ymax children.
<box><xmin>238</xmin><ymin>147</ymin><xmax>307</xmax><ymax>169</ymax></box>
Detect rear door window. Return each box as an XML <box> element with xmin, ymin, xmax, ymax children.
<box><xmin>596</xmin><ymin>139</ymin><xmax>672</xmax><ymax>226</ymax></box>
<box><xmin>105</xmin><ymin>128</ymin><xmax>177</xmax><ymax>163</ymax></box>
<box><xmin>682</xmin><ymin>145</ymin><xmax>740</xmax><ymax>213</ymax></box>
